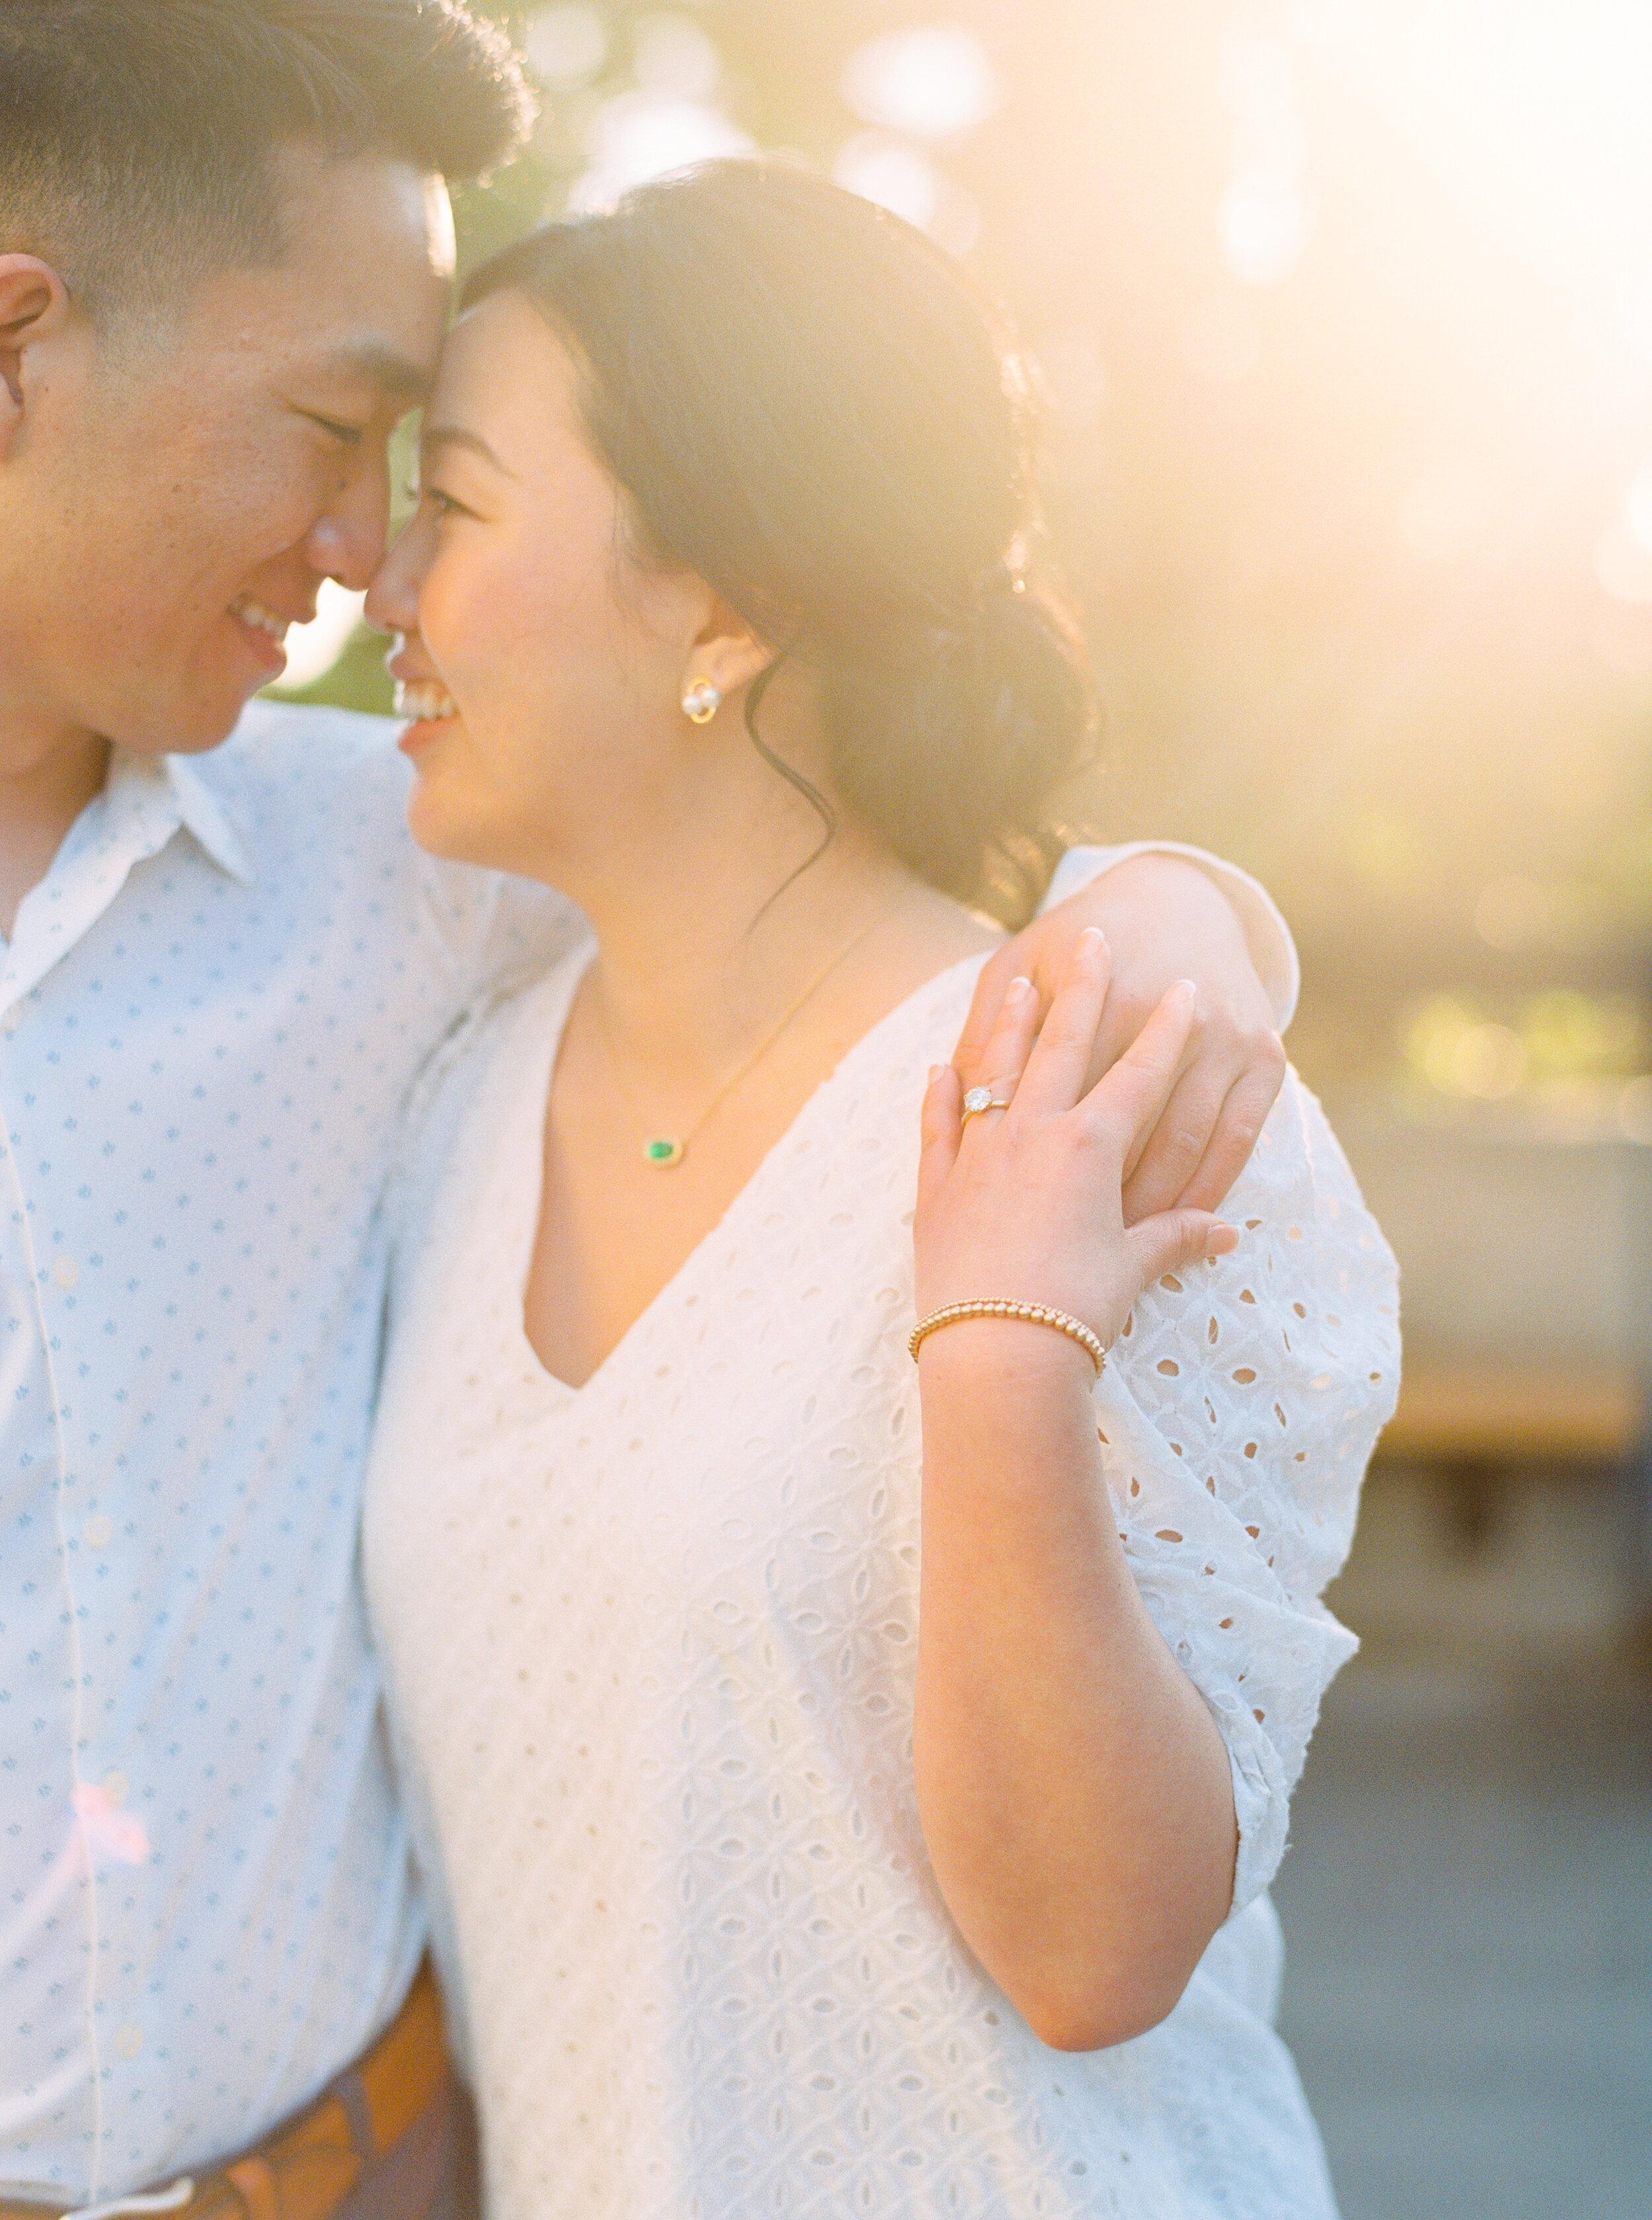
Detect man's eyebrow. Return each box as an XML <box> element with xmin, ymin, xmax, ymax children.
<box><xmin>420</xmin><ymin>424</ymin><xmax>517</xmax><ymax>476</ymax></box>
<box><xmin>324</xmin><ymin>342</ymin><xmax>433</xmax><ymax>404</ymax></box>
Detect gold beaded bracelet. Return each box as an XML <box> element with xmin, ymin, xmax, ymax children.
<box><xmin>907</xmin><ymin>1299</ymin><xmax>1106</xmax><ymax>1378</ymax></box>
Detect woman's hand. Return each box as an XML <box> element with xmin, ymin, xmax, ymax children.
<box><xmin>952</xmin><ymin>855</ymin><xmax>1285</xmax><ymax>1225</ymax></box>
<box><xmin>918</xmin><ymin>926</ymin><xmax>1240</xmax><ymax>1362</ymax></box>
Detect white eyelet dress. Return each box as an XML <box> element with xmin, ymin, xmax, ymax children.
<box><xmin>363</xmin><ymin>947</ymin><xmax>1399</xmax><ymax>2220</ymax></box>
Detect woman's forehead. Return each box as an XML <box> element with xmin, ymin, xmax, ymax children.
<box><xmin>425</xmin><ymin>291</ymin><xmax>612</xmax><ymax>517</ymax></box>
<box><xmin>433</xmin><ymin>291</ymin><xmax>576</xmax><ymax>423</ymax></box>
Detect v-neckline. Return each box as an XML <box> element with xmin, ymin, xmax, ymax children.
<box><xmin>496</xmin><ymin>942</ymin><xmax>991</xmax><ymax>1401</ymax></box>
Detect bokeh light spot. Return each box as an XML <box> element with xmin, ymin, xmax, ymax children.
<box><xmin>831</xmin><ymin>133</ymin><xmax>980</xmax><ymax>255</ymax></box>
<box><xmin>841</xmin><ymin>26</ymin><xmax>997</xmax><ymax>141</ymax></box>
<box><xmin>833</xmin><ymin>131</ymin><xmax>938</xmax><ymax>229</ymax></box>
<box><xmin>524</xmin><ymin>5</ymin><xmax>607</xmax><ymax>91</ymax></box>
<box><xmin>1219</xmin><ymin>172</ymin><xmax>1316</xmax><ymax>286</ymax></box>
<box><xmin>572</xmin><ymin>92</ymin><xmax>754</xmax><ymax>211</ymax></box>
<box><xmin>632</xmin><ymin>14</ymin><xmax>720</xmax><ymax>102</ymax></box>
<box><xmin>1450</xmin><ymin>1022</ymin><xmax>1527</xmax><ymax>1099</ymax></box>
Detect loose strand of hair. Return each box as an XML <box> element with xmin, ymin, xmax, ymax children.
<box><xmin>741</xmin><ymin>648</ymin><xmax>839</xmax><ymax>935</ymax></box>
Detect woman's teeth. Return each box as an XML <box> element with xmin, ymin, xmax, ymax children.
<box><xmin>394</xmin><ymin>681</ymin><xmax>459</xmax><ymax>721</ymax></box>
<box><xmin>231</xmin><ymin>595</ymin><xmax>290</xmax><ymax>641</ymax></box>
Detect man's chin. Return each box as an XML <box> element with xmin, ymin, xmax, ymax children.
<box><xmin>108</xmin><ymin>702</ymin><xmax>254</xmax><ymax>762</ymax></box>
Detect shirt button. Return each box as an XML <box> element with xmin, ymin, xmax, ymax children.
<box><xmin>83</xmin><ymin>1513</ymin><xmax>113</xmax><ymax>1548</ymax></box>
<box><xmin>114</xmin><ymin>2024</ymin><xmax>143</xmax><ymax>2061</ymax></box>
<box><xmin>53</xmin><ymin>1255</ymin><xmax>80</xmax><ymax>1292</ymax></box>
<box><xmin>102</xmin><ymin>1770</ymin><xmax>130</xmax><ymax>1805</ymax></box>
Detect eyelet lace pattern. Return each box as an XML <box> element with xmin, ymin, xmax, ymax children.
<box><xmin>365</xmin><ymin>951</ymin><xmax>1398</xmax><ymax>2220</ymax></box>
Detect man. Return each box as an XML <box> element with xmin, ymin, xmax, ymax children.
<box><xmin>0</xmin><ymin>4</ymin><xmax>1288</xmax><ymax>2214</ymax></box>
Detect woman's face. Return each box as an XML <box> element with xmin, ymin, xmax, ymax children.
<box><xmin>366</xmin><ymin>289</ymin><xmax>706</xmax><ymax>878</ymax></box>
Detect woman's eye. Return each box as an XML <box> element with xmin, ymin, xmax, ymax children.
<box><xmin>307</xmin><ymin>414</ymin><xmax>365</xmax><ymax>446</ymax></box>
<box><xmin>422</xmin><ymin>487</ymin><xmax>467</xmax><ymax>519</ymax></box>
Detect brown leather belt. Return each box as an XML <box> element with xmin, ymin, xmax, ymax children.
<box><xmin>5</xmin><ymin>1960</ymin><xmax>449</xmax><ymax>2220</ymax></box>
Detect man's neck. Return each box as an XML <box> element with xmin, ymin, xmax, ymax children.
<box><xmin>0</xmin><ymin>722</ymin><xmax>112</xmax><ymax>940</ymax></box>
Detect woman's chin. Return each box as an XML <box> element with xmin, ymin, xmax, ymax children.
<box><xmin>404</xmin><ymin>770</ymin><xmax>499</xmax><ymax>868</ymax></box>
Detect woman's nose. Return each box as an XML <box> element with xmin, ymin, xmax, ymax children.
<box><xmin>363</xmin><ymin>515</ymin><xmax>426</xmax><ymax>637</ymax></box>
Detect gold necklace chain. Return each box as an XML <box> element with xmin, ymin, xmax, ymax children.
<box><xmin>593</xmin><ymin>897</ymin><xmax>902</xmax><ymax>1168</ymax></box>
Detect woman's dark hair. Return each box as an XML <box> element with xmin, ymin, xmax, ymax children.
<box><xmin>462</xmin><ymin>161</ymin><xmax>1098</xmax><ymax>920</ymax></box>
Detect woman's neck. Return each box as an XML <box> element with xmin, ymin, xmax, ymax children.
<box><xmin>566</xmin><ymin>809</ymin><xmax>936</xmax><ymax>1099</ymax></box>
<box><xmin>522</xmin><ymin>814</ymin><xmax>999</xmax><ymax>1391</ymax></box>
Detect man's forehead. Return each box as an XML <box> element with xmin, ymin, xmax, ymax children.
<box><xmin>260</xmin><ymin>149</ymin><xmax>454</xmax><ymax>369</ymax></box>
<box><xmin>317</xmin><ymin>338</ymin><xmax>437</xmax><ymax>404</ymax></box>
<box><xmin>274</xmin><ymin>147</ymin><xmax>455</xmax><ymax>279</ymax></box>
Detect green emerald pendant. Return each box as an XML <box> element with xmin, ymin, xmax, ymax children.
<box><xmin>644</xmin><ymin>1136</ymin><xmax>685</xmax><ymax>1167</ymax></box>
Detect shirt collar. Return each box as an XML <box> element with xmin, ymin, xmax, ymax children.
<box><xmin>104</xmin><ymin>749</ymin><xmax>256</xmax><ymax>886</ymax></box>
<box><xmin>0</xmin><ymin>747</ymin><xmax>254</xmax><ymax>1010</ymax></box>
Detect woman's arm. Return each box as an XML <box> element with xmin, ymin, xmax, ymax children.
<box><xmin>911</xmin><ymin>931</ymin><xmax>1398</xmax><ymax>2049</ymax></box>
<box><xmin>913</xmin><ymin>1325</ymin><xmax>1239</xmax><ymax>2050</ymax></box>
<box><xmin>915</xmin><ymin>936</ymin><xmax>1244</xmax><ymax>2046</ymax></box>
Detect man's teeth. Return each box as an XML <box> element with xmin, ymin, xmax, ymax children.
<box><xmin>394</xmin><ymin>681</ymin><xmax>459</xmax><ymax>721</ymax></box>
<box><xmin>231</xmin><ymin>595</ymin><xmax>290</xmax><ymax>641</ymax></box>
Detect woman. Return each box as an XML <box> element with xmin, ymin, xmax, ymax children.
<box><xmin>361</xmin><ymin>162</ymin><xmax>1398</xmax><ymax>2217</ymax></box>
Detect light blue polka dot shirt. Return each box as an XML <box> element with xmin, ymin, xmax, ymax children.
<box><xmin>0</xmin><ymin>701</ymin><xmax>576</xmax><ymax>2207</ymax></box>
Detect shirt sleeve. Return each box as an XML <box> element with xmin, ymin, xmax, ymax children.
<box><xmin>1089</xmin><ymin>1070</ymin><xmax>1399</xmax><ymax>1909</ymax></box>
<box><xmin>1040</xmin><ymin>842</ymin><xmax>1300</xmax><ymax>1031</ymax></box>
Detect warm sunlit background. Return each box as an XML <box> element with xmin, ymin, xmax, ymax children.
<box><xmin>285</xmin><ymin>10</ymin><xmax>1652</xmax><ymax>2208</ymax></box>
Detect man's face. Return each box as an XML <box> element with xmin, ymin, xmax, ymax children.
<box><xmin>0</xmin><ymin>143</ymin><xmax>453</xmax><ymax>760</ymax></box>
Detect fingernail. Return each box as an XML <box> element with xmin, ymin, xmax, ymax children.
<box><xmin>1007</xmin><ymin>974</ymin><xmax>1034</xmax><ymax>1001</ymax></box>
<box><xmin>1080</xmin><ymin>926</ymin><xmax>1107</xmax><ymax>949</ymax></box>
<box><xmin>927</xmin><ymin>1064</ymin><xmax>945</xmax><ymax>1086</ymax></box>
<box><xmin>1173</xmin><ymin>978</ymin><xmax>1197</xmax><ymax>1000</ymax></box>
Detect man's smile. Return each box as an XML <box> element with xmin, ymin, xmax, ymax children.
<box><xmin>229</xmin><ymin>591</ymin><xmax>303</xmax><ymax>675</ymax></box>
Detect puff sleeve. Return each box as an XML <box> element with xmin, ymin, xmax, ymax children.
<box><xmin>1092</xmin><ymin>1069</ymin><xmax>1400</xmax><ymax>1909</ymax></box>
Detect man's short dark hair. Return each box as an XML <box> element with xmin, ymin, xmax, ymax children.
<box><xmin>0</xmin><ymin>0</ymin><xmax>534</xmax><ymax>316</ymax></box>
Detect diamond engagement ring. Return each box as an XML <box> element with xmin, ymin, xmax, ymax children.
<box><xmin>961</xmin><ymin>1085</ymin><xmax>1014</xmax><ymax>1122</ymax></box>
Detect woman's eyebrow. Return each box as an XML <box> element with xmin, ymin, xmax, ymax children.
<box><xmin>420</xmin><ymin>424</ymin><xmax>517</xmax><ymax>476</ymax></box>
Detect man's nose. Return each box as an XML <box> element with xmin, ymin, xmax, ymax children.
<box><xmin>305</xmin><ymin>457</ymin><xmax>393</xmax><ymax>593</ymax></box>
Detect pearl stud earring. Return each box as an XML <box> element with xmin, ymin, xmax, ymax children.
<box><xmin>681</xmin><ymin>679</ymin><xmax>722</xmax><ymax>724</ymax></box>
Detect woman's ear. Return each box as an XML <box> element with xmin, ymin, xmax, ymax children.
<box><xmin>0</xmin><ymin>255</ymin><xmax>73</xmax><ymax>449</ymax></box>
<box><xmin>683</xmin><ymin>596</ymin><xmax>773</xmax><ymax>706</ymax></box>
